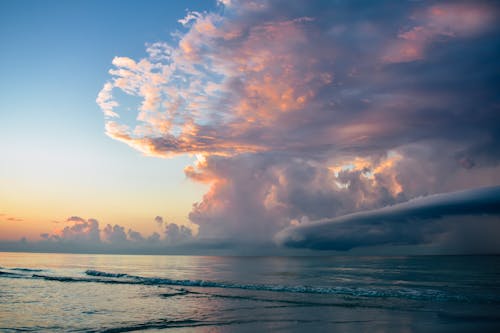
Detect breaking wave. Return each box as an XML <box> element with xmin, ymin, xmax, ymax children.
<box><xmin>0</xmin><ymin>267</ymin><xmax>486</xmax><ymax>302</ymax></box>
<box><xmin>11</xmin><ymin>267</ymin><xmax>45</xmax><ymax>272</ymax></box>
<box><xmin>83</xmin><ymin>269</ymin><xmax>460</xmax><ymax>301</ymax></box>
<box><xmin>85</xmin><ymin>270</ymin><xmax>129</xmax><ymax>278</ymax></box>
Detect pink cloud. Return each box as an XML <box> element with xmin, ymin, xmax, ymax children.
<box><xmin>383</xmin><ymin>3</ymin><xmax>495</xmax><ymax>63</ymax></box>
<box><xmin>98</xmin><ymin>8</ymin><xmax>334</xmax><ymax>157</ymax></box>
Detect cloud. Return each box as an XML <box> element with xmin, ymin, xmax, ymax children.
<box><xmin>186</xmin><ymin>152</ymin><xmax>408</xmax><ymax>241</ymax></box>
<box><xmin>275</xmin><ymin>186</ymin><xmax>500</xmax><ymax>251</ymax></box>
<box><xmin>154</xmin><ymin>215</ymin><xmax>164</xmax><ymax>227</ymax></box>
<box><xmin>55</xmin><ymin>216</ymin><xmax>101</xmax><ymax>243</ymax></box>
<box><xmin>383</xmin><ymin>3</ymin><xmax>495</xmax><ymax>63</ymax></box>
<box><xmin>0</xmin><ymin>214</ymin><xmax>24</xmax><ymax>223</ymax></box>
<box><xmin>127</xmin><ymin>229</ymin><xmax>145</xmax><ymax>242</ymax></box>
<box><xmin>6</xmin><ymin>217</ymin><xmax>24</xmax><ymax>222</ymax></box>
<box><xmin>155</xmin><ymin>216</ymin><xmax>195</xmax><ymax>244</ymax></box>
<box><xmin>95</xmin><ymin>1</ymin><xmax>500</xmax><ymax>251</ymax></box>
<box><xmin>164</xmin><ymin>223</ymin><xmax>194</xmax><ymax>244</ymax></box>
<box><xmin>147</xmin><ymin>232</ymin><xmax>161</xmax><ymax>243</ymax></box>
<box><xmin>98</xmin><ymin>0</ymin><xmax>499</xmax><ymax>158</ymax></box>
<box><xmin>103</xmin><ymin>224</ymin><xmax>128</xmax><ymax>243</ymax></box>
<box><xmin>39</xmin><ymin>216</ymin><xmax>193</xmax><ymax>248</ymax></box>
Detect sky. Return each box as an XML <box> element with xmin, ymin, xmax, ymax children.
<box><xmin>1</xmin><ymin>0</ymin><xmax>500</xmax><ymax>255</ymax></box>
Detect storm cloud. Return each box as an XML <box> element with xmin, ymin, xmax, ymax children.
<box><xmin>97</xmin><ymin>0</ymin><xmax>500</xmax><ymax>251</ymax></box>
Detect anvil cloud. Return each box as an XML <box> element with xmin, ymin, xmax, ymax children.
<box><xmin>97</xmin><ymin>0</ymin><xmax>500</xmax><ymax>250</ymax></box>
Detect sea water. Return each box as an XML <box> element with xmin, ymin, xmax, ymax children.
<box><xmin>1</xmin><ymin>252</ymin><xmax>499</xmax><ymax>332</ymax></box>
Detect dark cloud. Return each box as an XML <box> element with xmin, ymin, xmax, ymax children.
<box><xmin>275</xmin><ymin>186</ymin><xmax>500</xmax><ymax>251</ymax></box>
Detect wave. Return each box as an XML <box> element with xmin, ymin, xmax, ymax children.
<box><xmin>31</xmin><ymin>274</ymin><xmax>134</xmax><ymax>285</ymax></box>
<box><xmin>0</xmin><ymin>270</ymin><xmax>22</xmax><ymax>277</ymax></box>
<box><xmin>0</xmin><ymin>266</ymin><xmax>44</xmax><ymax>277</ymax></box>
<box><xmin>85</xmin><ymin>270</ymin><xmax>129</xmax><ymax>278</ymax></box>
<box><xmin>1</xmin><ymin>267</ymin><xmax>497</xmax><ymax>303</ymax></box>
<box><xmin>11</xmin><ymin>267</ymin><xmax>45</xmax><ymax>272</ymax></box>
<box><xmin>84</xmin><ymin>270</ymin><xmax>468</xmax><ymax>301</ymax></box>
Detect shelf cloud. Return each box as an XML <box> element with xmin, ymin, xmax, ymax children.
<box><xmin>275</xmin><ymin>186</ymin><xmax>500</xmax><ymax>251</ymax></box>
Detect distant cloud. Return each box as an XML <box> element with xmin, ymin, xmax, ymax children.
<box><xmin>154</xmin><ymin>216</ymin><xmax>164</xmax><ymax>227</ymax></box>
<box><xmin>275</xmin><ymin>186</ymin><xmax>500</xmax><ymax>251</ymax></box>
<box><xmin>103</xmin><ymin>224</ymin><xmax>128</xmax><ymax>243</ymax></box>
<box><xmin>0</xmin><ymin>213</ymin><xmax>24</xmax><ymax>223</ymax></box>
<box><xmin>147</xmin><ymin>232</ymin><xmax>161</xmax><ymax>243</ymax></box>
<box><xmin>34</xmin><ymin>216</ymin><xmax>195</xmax><ymax>251</ymax></box>
<box><xmin>164</xmin><ymin>223</ymin><xmax>193</xmax><ymax>244</ymax></box>
<box><xmin>127</xmin><ymin>229</ymin><xmax>145</xmax><ymax>242</ymax></box>
<box><xmin>6</xmin><ymin>217</ymin><xmax>24</xmax><ymax>222</ymax></box>
<box><xmin>152</xmin><ymin>216</ymin><xmax>195</xmax><ymax>244</ymax></box>
<box><xmin>57</xmin><ymin>216</ymin><xmax>100</xmax><ymax>243</ymax></box>
<box><xmin>95</xmin><ymin>0</ymin><xmax>500</xmax><ymax>251</ymax></box>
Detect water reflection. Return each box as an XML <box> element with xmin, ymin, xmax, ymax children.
<box><xmin>1</xmin><ymin>252</ymin><xmax>500</xmax><ymax>332</ymax></box>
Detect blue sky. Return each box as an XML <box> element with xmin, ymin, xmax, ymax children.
<box><xmin>0</xmin><ymin>0</ymin><xmax>215</xmax><ymax>239</ymax></box>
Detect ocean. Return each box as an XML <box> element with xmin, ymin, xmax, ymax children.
<box><xmin>1</xmin><ymin>252</ymin><xmax>499</xmax><ymax>332</ymax></box>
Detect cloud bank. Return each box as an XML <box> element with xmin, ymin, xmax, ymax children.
<box><xmin>96</xmin><ymin>0</ymin><xmax>500</xmax><ymax>252</ymax></box>
<box><xmin>39</xmin><ymin>216</ymin><xmax>194</xmax><ymax>249</ymax></box>
<box><xmin>275</xmin><ymin>186</ymin><xmax>500</xmax><ymax>251</ymax></box>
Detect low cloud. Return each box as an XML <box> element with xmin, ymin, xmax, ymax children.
<box><xmin>275</xmin><ymin>186</ymin><xmax>500</xmax><ymax>252</ymax></box>
<box><xmin>165</xmin><ymin>223</ymin><xmax>194</xmax><ymax>244</ymax></box>
<box><xmin>103</xmin><ymin>224</ymin><xmax>128</xmax><ymax>243</ymax></box>
<box><xmin>127</xmin><ymin>229</ymin><xmax>145</xmax><ymax>242</ymax></box>
<box><xmin>56</xmin><ymin>216</ymin><xmax>101</xmax><ymax>244</ymax></box>
<box><xmin>35</xmin><ymin>216</ymin><xmax>194</xmax><ymax>250</ymax></box>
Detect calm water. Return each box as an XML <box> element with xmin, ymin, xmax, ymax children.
<box><xmin>1</xmin><ymin>252</ymin><xmax>500</xmax><ymax>332</ymax></box>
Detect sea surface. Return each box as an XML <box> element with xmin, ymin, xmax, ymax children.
<box><xmin>1</xmin><ymin>252</ymin><xmax>499</xmax><ymax>332</ymax></box>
